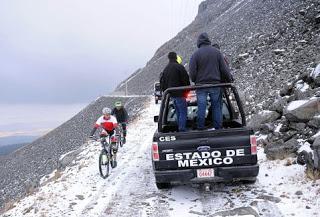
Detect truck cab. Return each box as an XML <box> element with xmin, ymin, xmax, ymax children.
<box><xmin>152</xmin><ymin>84</ymin><xmax>259</xmax><ymax>189</ymax></box>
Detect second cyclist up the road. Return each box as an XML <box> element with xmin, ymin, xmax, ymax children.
<box><xmin>112</xmin><ymin>101</ymin><xmax>129</xmax><ymax>144</ymax></box>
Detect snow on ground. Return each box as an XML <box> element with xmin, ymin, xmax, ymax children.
<box><xmin>2</xmin><ymin>98</ymin><xmax>320</xmax><ymax>217</ymax></box>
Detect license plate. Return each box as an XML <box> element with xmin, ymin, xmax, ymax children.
<box><xmin>197</xmin><ymin>168</ymin><xmax>214</xmax><ymax>178</ymax></box>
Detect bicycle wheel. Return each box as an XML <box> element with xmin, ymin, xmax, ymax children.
<box><xmin>99</xmin><ymin>149</ymin><xmax>110</xmax><ymax>178</ymax></box>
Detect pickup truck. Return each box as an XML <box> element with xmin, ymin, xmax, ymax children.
<box><xmin>152</xmin><ymin>84</ymin><xmax>259</xmax><ymax>189</ymax></box>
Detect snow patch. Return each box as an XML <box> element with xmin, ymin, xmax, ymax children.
<box><xmin>312</xmin><ymin>130</ymin><xmax>320</xmax><ymax>138</ymax></box>
<box><xmin>310</xmin><ymin>64</ymin><xmax>320</xmax><ymax>79</ymax></box>
<box><xmin>259</xmin><ymin>110</ymin><xmax>273</xmax><ymax>115</ymax></box>
<box><xmin>298</xmin><ymin>142</ymin><xmax>313</xmax><ymax>153</ymax></box>
<box><xmin>274</xmin><ymin>123</ymin><xmax>283</xmax><ymax>133</ymax></box>
<box><xmin>295</xmin><ymin>80</ymin><xmax>310</xmax><ymax>92</ymax></box>
<box><xmin>286</xmin><ymin>100</ymin><xmax>308</xmax><ymax>111</ymax></box>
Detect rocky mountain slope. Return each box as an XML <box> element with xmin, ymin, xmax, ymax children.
<box><xmin>0</xmin><ymin>96</ymin><xmax>149</xmax><ymax>209</ymax></box>
<box><xmin>116</xmin><ymin>0</ymin><xmax>320</xmax><ymax>111</ymax></box>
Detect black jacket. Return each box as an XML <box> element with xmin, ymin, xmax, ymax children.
<box><xmin>111</xmin><ymin>107</ymin><xmax>128</xmax><ymax>123</ymax></box>
<box><xmin>189</xmin><ymin>33</ymin><xmax>233</xmax><ymax>84</ymax></box>
<box><xmin>160</xmin><ymin>60</ymin><xmax>190</xmax><ymax>97</ymax></box>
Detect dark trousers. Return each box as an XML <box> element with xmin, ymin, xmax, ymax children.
<box><xmin>173</xmin><ymin>97</ymin><xmax>187</xmax><ymax>132</ymax></box>
<box><xmin>120</xmin><ymin>122</ymin><xmax>127</xmax><ymax>137</ymax></box>
<box><xmin>196</xmin><ymin>87</ymin><xmax>222</xmax><ymax>129</ymax></box>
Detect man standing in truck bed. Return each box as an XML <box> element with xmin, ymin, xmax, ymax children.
<box><xmin>160</xmin><ymin>52</ymin><xmax>190</xmax><ymax>132</ymax></box>
<box><xmin>189</xmin><ymin>32</ymin><xmax>233</xmax><ymax>130</ymax></box>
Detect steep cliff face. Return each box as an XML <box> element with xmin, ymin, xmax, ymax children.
<box><xmin>115</xmin><ymin>0</ymin><xmax>320</xmax><ymax>112</ymax></box>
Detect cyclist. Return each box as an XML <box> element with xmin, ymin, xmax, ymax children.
<box><xmin>111</xmin><ymin>101</ymin><xmax>129</xmax><ymax>144</ymax></box>
<box><xmin>89</xmin><ymin>107</ymin><xmax>119</xmax><ymax>169</ymax></box>
<box><xmin>89</xmin><ymin>107</ymin><xmax>118</xmax><ymax>137</ymax></box>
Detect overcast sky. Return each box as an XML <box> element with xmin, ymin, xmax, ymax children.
<box><xmin>0</xmin><ymin>0</ymin><xmax>203</xmax><ymax>104</ymax></box>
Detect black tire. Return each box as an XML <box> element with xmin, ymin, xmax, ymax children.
<box><xmin>111</xmin><ymin>154</ymin><xmax>117</xmax><ymax>168</ymax></box>
<box><xmin>156</xmin><ymin>182</ymin><xmax>171</xmax><ymax>189</ymax></box>
<box><xmin>99</xmin><ymin>150</ymin><xmax>110</xmax><ymax>179</ymax></box>
<box><xmin>155</xmin><ymin>99</ymin><xmax>158</xmax><ymax>104</ymax></box>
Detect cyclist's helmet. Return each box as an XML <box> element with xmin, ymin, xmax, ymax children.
<box><xmin>115</xmin><ymin>101</ymin><xmax>122</xmax><ymax>107</ymax></box>
<box><xmin>102</xmin><ymin>107</ymin><xmax>111</xmax><ymax>115</ymax></box>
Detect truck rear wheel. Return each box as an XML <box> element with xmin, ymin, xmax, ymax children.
<box><xmin>156</xmin><ymin>182</ymin><xmax>170</xmax><ymax>189</ymax></box>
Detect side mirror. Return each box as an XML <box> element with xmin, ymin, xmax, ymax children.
<box><xmin>154</xmin><ymin>116</ymin><xmax>159</xmax><ymax>123</ymax></box>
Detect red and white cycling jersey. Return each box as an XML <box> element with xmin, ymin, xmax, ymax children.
<box><xmin>94</xmin><ymin>115</ymin><xmax>118</xmax><ymax>133</ymax></box>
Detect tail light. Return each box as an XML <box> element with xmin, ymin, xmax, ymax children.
<box><xmin>152</xmin><ymin>142</ymin><xmax>159</xmax><ymax>161</ymax></box>
<box><xmin>185</xmin><ymin>90</ymin><xmax>196</xmax><ymax>102</ymax></box>
<box><xmin>184</xmin><ymin>90</ymin><xmax>191</xmax><ymax>99</ymax></box>
<box><xmin>250</xmin><ymin>135</ymin><xmax>257</xmax><ymax>155</ymax></box>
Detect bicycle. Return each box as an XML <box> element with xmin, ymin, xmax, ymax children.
<box><xmin>91</xmin><ymin>134</ymin><xmax>119</xmax><ymax>179</ymax></box>
<box><xmin>115</xmin><ymin>124</ymin><xmax>124</xmax><ymax>148</ymax></box>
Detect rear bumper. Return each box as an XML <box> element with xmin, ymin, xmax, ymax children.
<box><xmin>154</xmin><ymin>164</ymin><xmax>259</xmax><ymax>183</ymax></box>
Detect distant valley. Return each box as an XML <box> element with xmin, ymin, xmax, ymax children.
<box><xmin>0</xmin><ymin>136</ymin><xmax>38</xmax><ymax>155</ymax></box>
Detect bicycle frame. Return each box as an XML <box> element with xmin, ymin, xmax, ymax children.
<box><xmin>100</xmin><ymin>137</ymin><xmax>112</xmax><ymax>155</ymax></box>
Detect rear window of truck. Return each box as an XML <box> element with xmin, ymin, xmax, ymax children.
<box><xmin>161</xmin><ymin>86</ymin><xmax>244</xmax><ymax>132</ymax></box>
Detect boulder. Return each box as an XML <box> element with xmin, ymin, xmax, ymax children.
<box><xmin>269</xmin><ymin>97</ymin><xmax>287</xmax><ymax>113</ymax></box>
<box><xmin>293</xmin><ymin>80</ymin><xmax>310</xmax><ymax>100</ymax></box>
<box><xmin>283</xmin><ymin>98</ymin><xmax>320</xmax><ymax>122</ymax></box>
<box><xmin>58</xmin><ymin>147</ymin><xmax>83</xmax><ymax>170</ymax></box>
<box><xmin>279</xmin><ymin>83</ymin><xmax>294</xmax><ymax>96</ymax></box>
<box><xmin>310</xmin><ymin>64</ymin><xmax>320</xmax><ymax>87</ymax></box>
<box><xmin>289</xmin><ymin>122</ymin><xmax>306</xmax><ymax>131</ymax></box>
<box><xmin>265</xmin><ymin>138</ymin><xmax>300</xmax><ymax>160</ymax></box>
<box><xmin>247</xmin><ymin>110</ymin><xmax>281</xmax><ymax>130</ymax></box>
<box><xmin>307</xmin><ymin>115</ymin><xmax>320</xmax><ymax>129</ymax></box>
<box><xmin>260</xmin><ymin>123</ymin><xmax>275</xmax><ymax>134</ymax></box>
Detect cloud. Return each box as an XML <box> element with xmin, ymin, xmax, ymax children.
<box><xmin>0</xmin><ymin>0</ymin><xmax>203</xmax><ymax>103</ymax></box>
